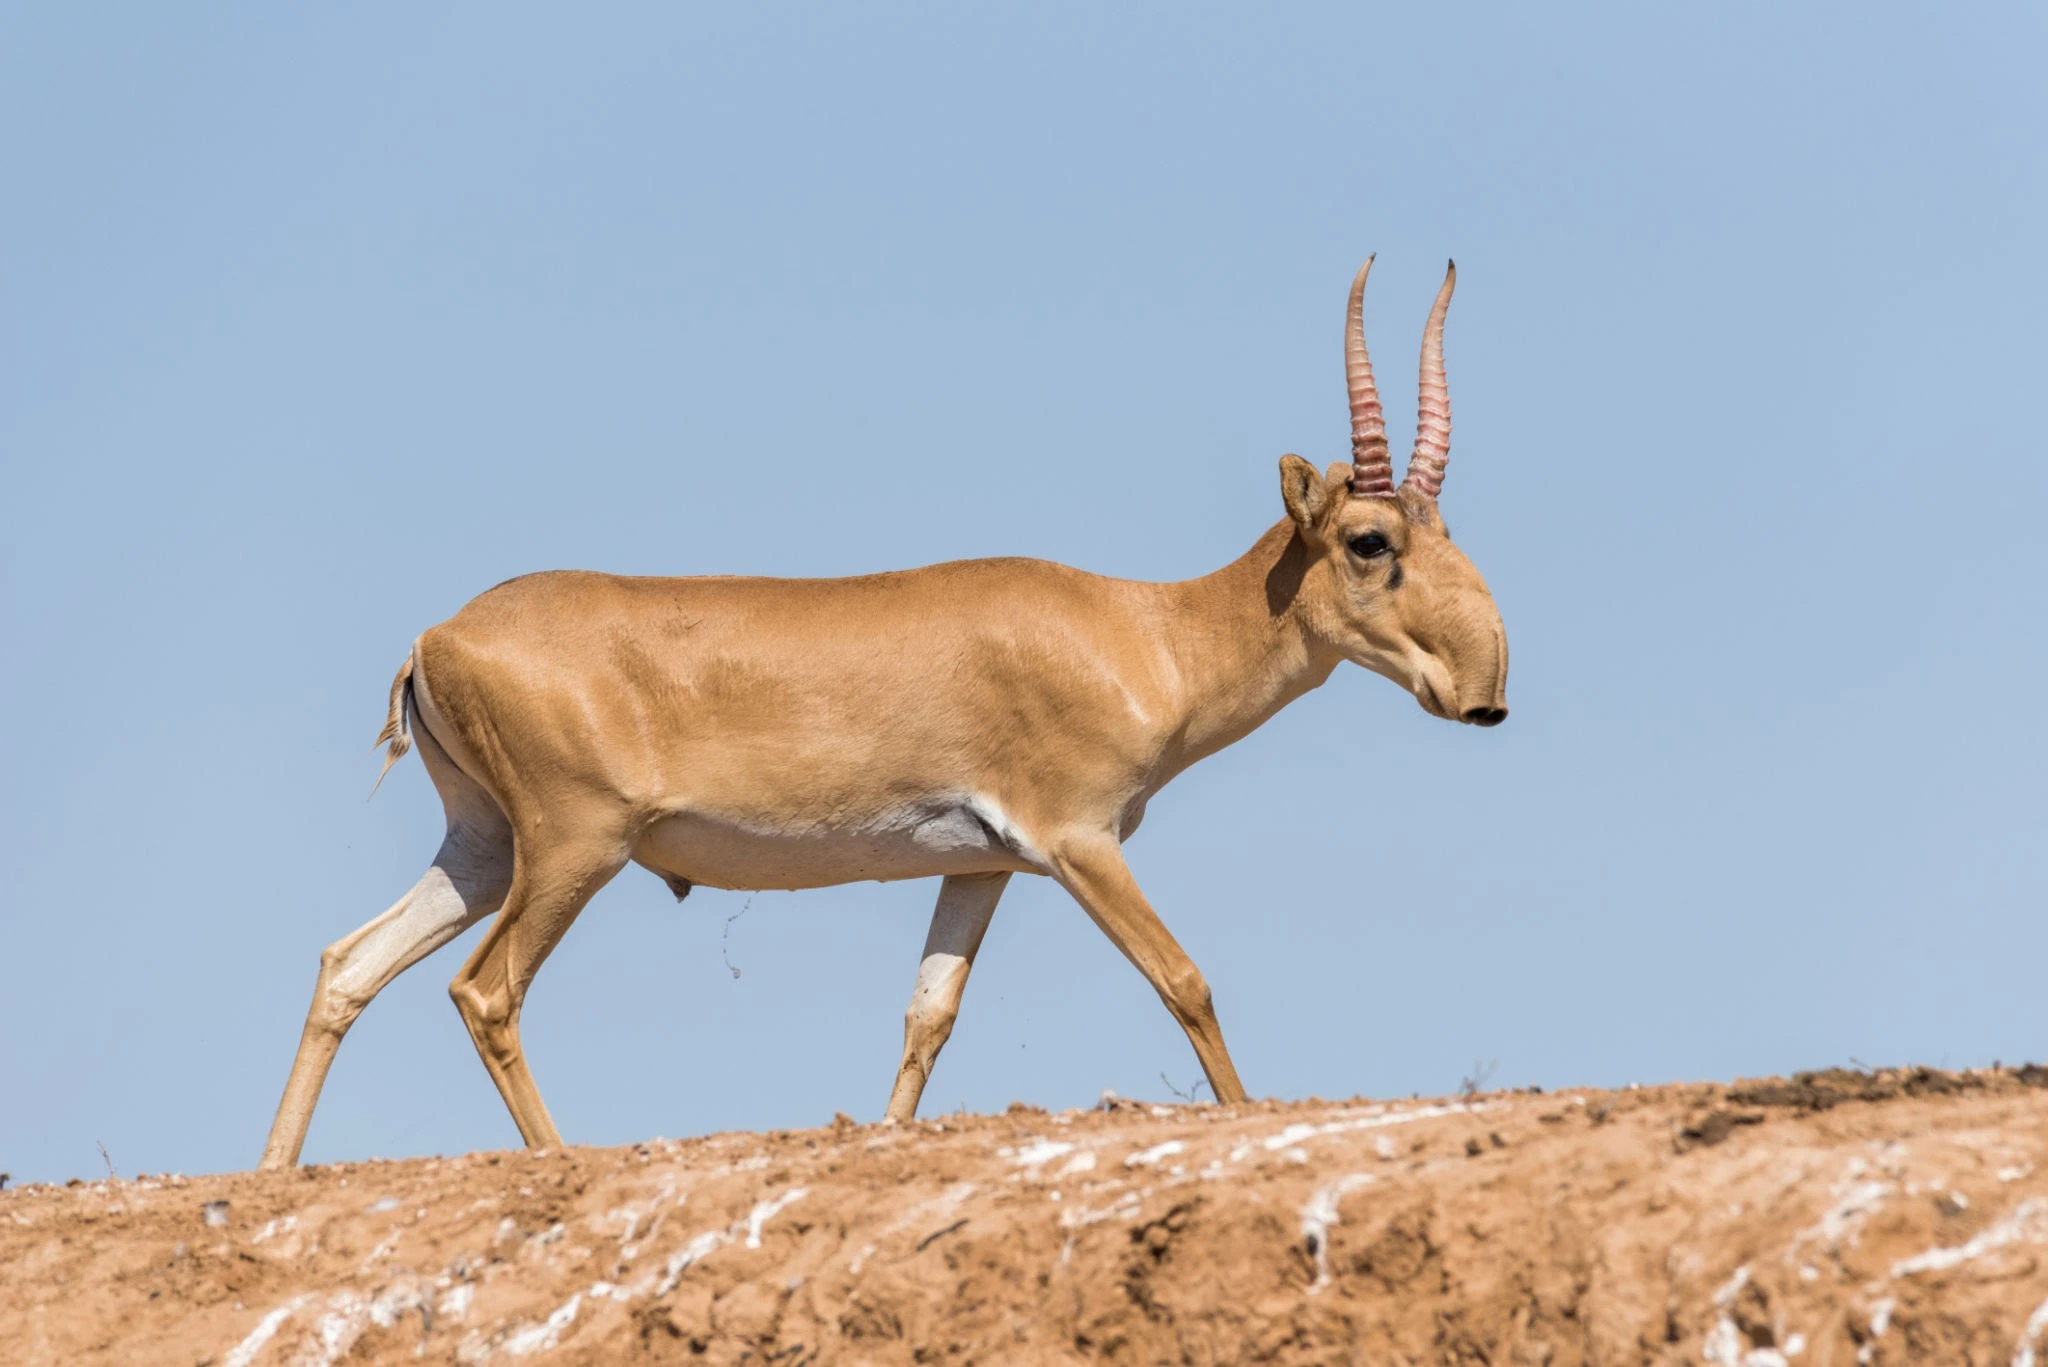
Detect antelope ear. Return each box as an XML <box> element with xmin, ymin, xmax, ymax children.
<box><xmin>1279</xmin><ymin>454</ymin><xmax>1328</xmax><ymax>531</ymax></box>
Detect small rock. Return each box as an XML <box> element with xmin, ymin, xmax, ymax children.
<box><xmin>201</xmin><ymin>1200</ymin><xmax>230</xmax><ymax>1228</ymax></box>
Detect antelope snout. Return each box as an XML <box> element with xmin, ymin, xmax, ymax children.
<box><xmin>1461</xmin><ymin>706</ymin><xmax>1507</xmax><ymax>727</ymax></box>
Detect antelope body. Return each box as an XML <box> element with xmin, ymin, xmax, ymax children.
<box><xmin>260</xmin><ymin>258</ymin><xmax>1508</xmax><ymax>1169</ymax></box>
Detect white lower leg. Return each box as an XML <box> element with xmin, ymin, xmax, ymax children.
<box><xmin>260</xmin><ymin>844</ymin><xmax>508</xmax><ymax>1167</ymax></box>
<box><xmin>885</xmin><ymin>872</ymin><xmax>1008</xmax><ymax>1120</ymax></box>
<box><xmin>320</xmin><ymin>866</ymin><xmax>488</xmax><ymax>1015</ymax></box>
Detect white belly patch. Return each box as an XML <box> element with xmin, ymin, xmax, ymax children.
<box><xmin>631</xmin><ymin>796</ymin><xmax>1041</xmax><ymax>892</ymax></box>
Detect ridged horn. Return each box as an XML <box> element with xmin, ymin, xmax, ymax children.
<box><xmin>1401</xmin><ymin>260</ymin><xmax>1456</xmax><ymax>500</ymax></box>
<box><xmin>1346</xmin><ymin>256</ymin><xmax>1394</xmax><ymax>498</ymax></box>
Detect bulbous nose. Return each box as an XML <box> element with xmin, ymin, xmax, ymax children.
<box><xmin>1462</xmin><ymin>706</ymin><xmax>1507</xmax><ymax>727</ymax></box>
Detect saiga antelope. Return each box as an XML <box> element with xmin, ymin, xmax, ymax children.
<box><xmin>261</xmin><ymin>257</ymin><xmax>1508</xmax><ymax>1169</ymax></box>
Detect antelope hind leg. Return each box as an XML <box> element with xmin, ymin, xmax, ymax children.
<box><xmin>259</xmin><ymin>820</ymin><xmax>513</xmax><ymax>1169</ymax></box>
<box><xmin>884</xmin><ymin>871</ymin><xmax>1009</xmax><ymax>1121</ymax></box>
<box><xmin>448</xmin><ymin>829</ymin><xmax>628</xmax><ymax>1149</ymax></box>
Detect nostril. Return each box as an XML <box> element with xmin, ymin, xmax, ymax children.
<box><xmin>1463</xmin><ymin>707</ymin><xmax>1507</xmax><ymax>727</ymax></box>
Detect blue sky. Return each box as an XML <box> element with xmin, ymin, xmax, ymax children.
<box><xmin>3</xmin><ymin>3</ymin><xmax>2043</xmax><ymax>1185</ymax></box>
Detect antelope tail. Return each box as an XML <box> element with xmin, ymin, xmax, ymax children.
<box><xmin>369</xmin><ymin>652</ymin><xmax>416</xmax><ymax>798</ymax></box>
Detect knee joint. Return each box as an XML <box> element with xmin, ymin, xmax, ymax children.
<box><xmin>308</xmin><ymin>947</ymin><xmax>368</xmax><ymax>1034</ymax></box>
<box><xmin>449</xmin><ymin>977</ymin><xmax>511</xmax><ymax>1031</ymax></box>
<box><xmin>906</xmin><ymin>995</ymin><xmax>960</xmax><ymax>1034</ymax></box>
<box><xmin>902</xmin><ymin>996</ymin><xmax>963</xmax><ymax>1078</ymax></box>
<box><xmin>1163</xmin><ymin>967</ymin><xmax>1214</xmax><ymax>1022</ymax></box>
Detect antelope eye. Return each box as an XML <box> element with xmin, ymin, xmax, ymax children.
<box><xmin>1348</xmin><ymin>531</ymin><xmax>1391</xmax><ymax>559</ymax></box>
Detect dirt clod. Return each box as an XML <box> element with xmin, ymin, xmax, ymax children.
<box><xmin>1726</xmin><ymin>1063</ymin><xmax>2039</xmax><ymax>1112</ymax></box>
<box><xmin>1674</xmin><ymin>1110</ymin><xmax>1766</xmax><ymax>1151</ymax></box>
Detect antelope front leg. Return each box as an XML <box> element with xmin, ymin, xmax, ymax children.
<box><xmin>1050</xmin><ymin>836</ymin><xmax>1248</xmax><ymax>1104</ymax></box>
<box><xmin>884</xmin><ymin>871</ymin><xmax>1009</xmax><ymax>1121</ymax></box>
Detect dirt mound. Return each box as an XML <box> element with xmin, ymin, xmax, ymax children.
<box><xmin>6</xmin><ymin>1069</ymin><xmax>2048</xmax><ymax>1365</ymax></box>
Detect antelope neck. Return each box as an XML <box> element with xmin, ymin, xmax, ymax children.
<box><xmin>1154</xmin><ymin>519</ymin><xmax>1337</xmax><ymax>772</ymax></box>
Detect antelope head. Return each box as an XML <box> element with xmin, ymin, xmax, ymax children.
<box><xmin>1278</xmin><ymin>258</ymin><xmax>1509</xmax><ymax>726</ymax></box>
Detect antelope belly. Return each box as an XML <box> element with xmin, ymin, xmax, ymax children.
<box><xmin>631</xmin><ymin>799</ymin><xmax>1037</xmax><ymax>892</ymax></box>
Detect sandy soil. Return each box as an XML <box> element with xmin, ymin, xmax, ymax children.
<box><xmin>5</xmin><ymin>1068</ymin><xmax>2047</xmax><ymax>1366</ymax></box>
